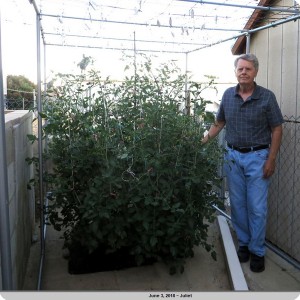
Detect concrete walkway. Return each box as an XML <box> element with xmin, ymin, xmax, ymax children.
<box><xmin>22</xmin><ymin>216</ymin><xmax>300</xmax><ymax>292</ymax></box>
<box><xmin>23</xmin><ymin>219</ymin><xmax>230</xmax><ymax>291</ymax></box>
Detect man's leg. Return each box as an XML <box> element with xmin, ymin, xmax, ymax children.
<box><xmin>224</xmin><ymin>149</ymin><xmax>250</xmax><ymax>247</ymax></box>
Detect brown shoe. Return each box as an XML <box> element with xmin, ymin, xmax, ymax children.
<box><xmin>250</xmin><ymin>253</ymin><xmax>265</xmax><ymax>272</ymax></box>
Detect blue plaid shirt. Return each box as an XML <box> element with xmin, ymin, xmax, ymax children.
<box><xmin>216</xmin><ymin>83</ymin><xmax>284</xmax><ymax>147</ymax></box>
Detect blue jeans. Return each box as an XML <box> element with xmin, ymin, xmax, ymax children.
<box><xmin>224</xmin><ymin>147</ymin><xmax>270</xmax><ymax>257</ymax></box>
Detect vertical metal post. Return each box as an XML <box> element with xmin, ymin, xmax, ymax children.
<box><xmin>0</xmin><ymin>8</ymin><xmax>13</xmax><ymax>290</ymax></box>
<box><xmin>184</xmin><ymin>52</ymin><xmax>189</xmax><ymax>115</ymax></box>
<box><xmin>33</xmin><ymin>89</ymin><xmax>36</xmax><ymax>109</ymax></box>
<box><xmin>133</xmin><ymin>31</ymin><xmax>137</xmax><ymax>108</ymax></box>
<box><xmin>36</xmin><ymin>11</ymin><xmax>45</xmax><ymax>291</ymax></box>
<box><xmin>246</xmin><ymin>33</ymin><xmax>251</xmax><ymax>54</ymax></box>
<box><xmin>184</xmin><ymin>52</ymin><xmax>188</xmax><ymax>95</ymax></box>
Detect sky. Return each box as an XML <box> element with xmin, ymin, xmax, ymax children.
<box><xmin>1</xmin><ymin>0</ymin><xmax>238</xmax><ymax>99</ymax></box>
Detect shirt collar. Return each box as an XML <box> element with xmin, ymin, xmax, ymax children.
<box><xmin>234</xmin><ymin>82</ymin><xmax>260</xmax><ymax>100</ymax></box>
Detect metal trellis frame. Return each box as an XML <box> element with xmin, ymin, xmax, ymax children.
<box><xmin>28</xmin><ymin>0</ymin><xmax>300</xmax><ymax>290</ymax></box>
<box><xmin>1</xmin><ymin>0</ymin><xmax>300</xmax><ymax>289</ymax></box>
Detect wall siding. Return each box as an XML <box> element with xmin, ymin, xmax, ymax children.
<box><xmin>248</xmin><ymin>0</ymin><xmax>300</xmax><ymax>262</ymax></box>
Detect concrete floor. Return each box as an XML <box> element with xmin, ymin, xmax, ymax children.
<box><xmin>23</xmin><ymin>219</ymin><xmax>230</xmax><ymax>291</ymax></box>
<box><xmin>22</xmin><ymin>217</ymin><xmax>300</xmax><ymax>292</ymax></box>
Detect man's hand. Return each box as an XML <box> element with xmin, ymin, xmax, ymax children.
<box><xmin>201</xmin><ymin>133</ymin><xmax>210</xmax><ymax>144</ymax></box>
<box><xmin>263</xmin><ymin>158</ymin><xmax>276</xmax><ymax>178</ymax></box>
<box><xmin>201</xmin><ymin>120</ymin><xmax>226</xmax><ymax>144</ymax></box>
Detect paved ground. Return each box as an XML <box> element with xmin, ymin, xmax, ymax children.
<box><xmin>22</xmin><ymin>217</ymin><xmax>300</xmax><ymax>292</ymax></box>
<box><xmin>22</xmin><ymin>219</ymin><xmax>230</xmax><ymax>291</ymax></box>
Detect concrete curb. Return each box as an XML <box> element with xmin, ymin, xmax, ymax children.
<box><xmin>217</xmin><ymin>215</ymin><xmax>249</xmax><ymax>291</ymax></box>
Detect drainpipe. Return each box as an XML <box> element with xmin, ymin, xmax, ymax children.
<box><xmin>246</xmin><ymin>33</ymin><xmax>251</xmax><ymax>54</ymax></box>
<box><xmin>0</xmin><ymin>9</ymin><xmax>13</xmax><ymax>290</ymax></box>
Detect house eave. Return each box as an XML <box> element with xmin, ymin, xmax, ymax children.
<box><xmin>231</xmin><ymin>0</ymin><xmax>274</xmax><ymax>55</ymax></box>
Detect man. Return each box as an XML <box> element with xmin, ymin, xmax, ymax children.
<box><xmin>202</xmin><ymin>53</ymin><xmax>284</xmax><ymax>272</ymax></box>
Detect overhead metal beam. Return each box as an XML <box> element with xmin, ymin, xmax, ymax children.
<box><xmin>28</xmin><ymin>0</ymin><xmax>39</xmax><ymax>14</ymax></box>
<box><xmin>41</xmin><ymin>13</ymin><xmax>243</xmax><ymax>32</ymax></box>
<box><xmin>44</xmin><ymin>32</ymin><xmax>207</xmax><ymax>46</ymax></box>
<box><xmin>188</xmin><ymin>12</ymin><xmax>300</xmax><ymax>53</ymax></box>
<box><xmin>44</xmin><ymin>42</ymin><xmax>191</xmax><ymax>54</ymax></box>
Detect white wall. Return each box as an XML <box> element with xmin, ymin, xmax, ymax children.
<box><xmin>1</xmin><ymin>110</ymin><xmax>35</xmax><ymax>289</ymax></box>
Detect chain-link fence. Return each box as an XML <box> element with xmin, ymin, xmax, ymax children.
<box><xmin>5</xmin><ymin>96</ymin><xmax>35</xmax><ymax>110</ymax></box>
<box><xmin>5</xmin><ymin>89</ymin><xmax>36</xmax><ymax>110</ymax></box>
<box><xmin>218</xmin><ymin>116</ymin><xmax>300</xmax><ymax>266</ymax></box>
<box><xmin>267</xmin><ymin>116</ymin><xmax>300</xmax><ymax>263</ymax></box>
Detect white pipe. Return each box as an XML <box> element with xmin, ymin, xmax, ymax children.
<box><xmin>36</xmin><ymin>10</ymin><xmax>46</xmax><ymax>291</ymax></box>
<box><xmin>246</xmin><ymin>34</ymin><xmax>251</xmax><ymax>54</ymax></box>
<box><xmin>188</xmin><ymin>13</ymin><xmax>300</xmax><ymax>53</ymax></box>
<box><xmin>176</xmin><ymin>0</ymin><xmax>300</xmax><ymax>14</ymax></box>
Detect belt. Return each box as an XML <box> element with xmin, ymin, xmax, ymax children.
<box><xmin>227</xmin><ymin>143</ymin><xmax>269</xmax><ymax>153</ymax></box>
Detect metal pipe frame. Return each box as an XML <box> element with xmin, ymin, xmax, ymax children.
<box><xmin>29</xmin><ymin>0</ymin><xmax>46</xmax><ymax>290</ymax></box>
<box><xmin>36</xmin><ymin>11</ymin><xmax>46</xmax><ymax>291</ymax></box>
<box><xmin>26</xmin><ymin>0</ymin><xmax>300</xmax><ymax>289</ymax></box>
<box><xmin>44</xmin><ymin>43</ymin><xmax>190</xmax><ymax>54</ymax></box>
<box><xmin>41</xmin><ymin>12</ymin><xmax>244</xmax><ymax>32</ymax></box>
<box><xmin>44</xmin><ymin>32</ymin><xmax>208</xmax><ymax>47</ymax></box>
<box><xmin>38</xmin><ymin>5</ymin><xmax>300</xmax><ymax>55</ymax></box>
<box><xmin>187</xmin><ymin>13</ymin><xmax>300</xmax><ymax>53</ymax></box>
<box><xmin>177</xmin><ymin>0</ymin><xmax>300</xmax><ymax>14</ymax></box>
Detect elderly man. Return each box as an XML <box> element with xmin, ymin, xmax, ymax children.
<box><xmin>202</xmin><ymin>53</ymin><xmax>284</xmax><ymax>272</ymax></box>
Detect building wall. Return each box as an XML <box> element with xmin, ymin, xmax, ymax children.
<box><xmin>248</xmin><ymin>0</ymin><xmax>300</xmax><ymax>262</ymax></box>
<box><xmin>250</xmin><ymin>0</ymin><xmax>300</xmax><ymax>117</ymax></box>
<box><xmin>1</xmin><ymin>110</ymin><xmax>35</xmax><ymax>289</ymax></box>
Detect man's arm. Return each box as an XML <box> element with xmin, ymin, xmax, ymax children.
<box><xmin>202</xmin><ymin>120</ymin><xmax>226</xmax><ymax>144</ymax></box>
<box><xmin>263</xmin><ymin>124</ymin><xmax>283</xmax><ymax>178</ymax></box>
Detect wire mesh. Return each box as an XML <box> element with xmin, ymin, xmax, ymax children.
<box><xmin>219</xmin><ymin>116</ymin><xmax>300</xmax><ymax>265</ymax></box>
<box><xmin>267</xmin><ymin>116</ymin><xmax>300</xmax><ymax>263</ymax></box>
<box><xmin>9</xmin><ymin>0</ymin><xmax>295</xmax><ymax>54</ymax></box>
<box><xmin>5</xmin><ymin>97</ymin><xmax>35</xmax><ymax>110</ymax></box>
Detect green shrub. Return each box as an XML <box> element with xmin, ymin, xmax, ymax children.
<box><xmin>32</xmin><ymin>55</ymin><xmax>223</xmax><ymax>274</ymax></box>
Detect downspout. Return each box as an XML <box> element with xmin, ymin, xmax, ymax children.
<box><xmin>246</xmin><ymin>34</ymin><xmax>251</xmax><ymax>54</ymax></box>
<box><xmin>0</xmin><ymin>8</ymin><xmax>13</xmax><ymax>290</ymax></box>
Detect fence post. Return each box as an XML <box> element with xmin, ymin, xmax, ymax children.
<box><xmin>33</xmin><ymin>89</ymin><xmax>36</xmax><ymax>109</ymax></box>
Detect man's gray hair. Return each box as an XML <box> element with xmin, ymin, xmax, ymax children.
<box><xmin>234</xmin><ymin>53</ymin><xmax>259</xmax><ymax>71</ymax></box>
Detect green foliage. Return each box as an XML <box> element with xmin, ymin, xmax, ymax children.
<box><xmin>7</xmin><ymin>75</ymin><xmax>36</xmax><ymax>101</ymax></box>
<box><xmin>33</xmin><ymin>55</ymin><xmax>223</xmax><ymax>274</ymax></box>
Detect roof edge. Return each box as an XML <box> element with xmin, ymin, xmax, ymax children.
<box><xmin>231</xmin><ymin>0</ymin><xmax>274</xmax><ymax>55</ymax></box>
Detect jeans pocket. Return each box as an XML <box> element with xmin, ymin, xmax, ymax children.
<box><xmin>254</xmin><ymin>149</ymin><xmax>269</xmax><ymax>160</ymax></box>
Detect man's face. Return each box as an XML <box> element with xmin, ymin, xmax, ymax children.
<box><xmin>235</xmin><ymin>59</ymin><xmax>258</xmax><ymax>85</ymax></box>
